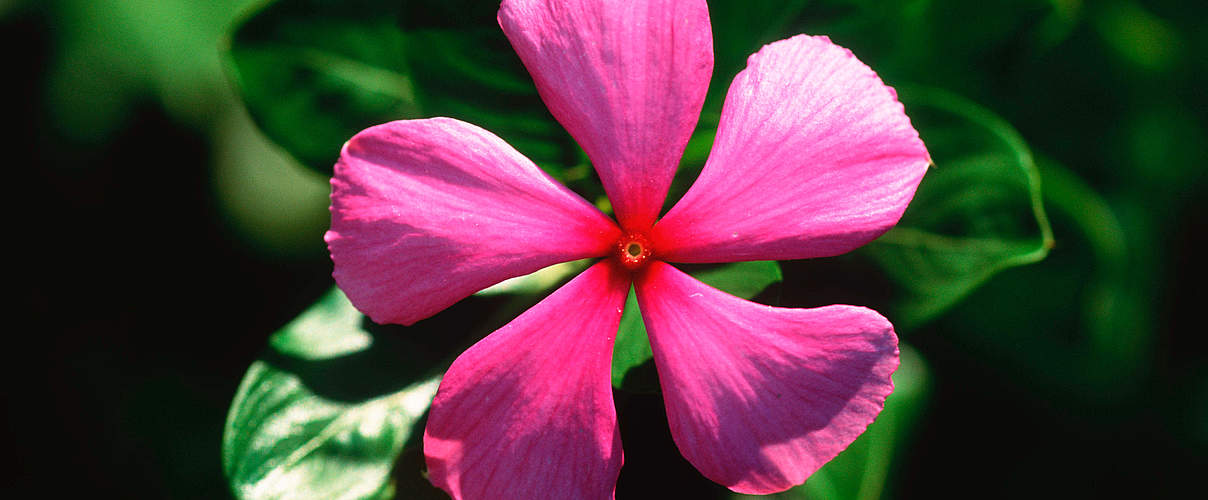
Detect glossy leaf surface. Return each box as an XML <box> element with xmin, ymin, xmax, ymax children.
<box><xmin>222</xmin><ymin>288</ymin><xmax>441</xmax><ymax>500</ymax></box>
<box><xmin>228</xmin><ymin>0</ymin><xmax>417</xmax><ymax>173</ymax></box>
<box><xmin>227</xmin><ymin>0</ymin><xmax>576</xmax><ymax>176</ymax></box>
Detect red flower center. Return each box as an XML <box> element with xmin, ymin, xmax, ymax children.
<box><xmin>614</xmin><ymin>232</ymin><xmax>653</xmax><ymax>271</ymax></box>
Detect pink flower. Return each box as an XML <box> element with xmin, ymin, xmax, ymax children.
<box><xmin>325</xmin><ymin>0</ymin><xmax>929</xmax><ymax>498</ymax></box>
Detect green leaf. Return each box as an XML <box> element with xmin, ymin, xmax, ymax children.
<box><xmin>227</xmin><ymin>0</ymin><xmax>577</xmax><ymax>176</ymax></box>
<box><xmin>612</xmin><ymin>261</ymin><xmax>783</xmax><ymax>392</ymax></box>
<box><xmin>225</xmin><ymin>261</ymin><xmax>591</xmax><ymax>499</ymax></box>
<box><xmin>731</xmin><ymin>343</ymin><xmax>931</xmax><ymax>500</ymax></box>
<box><xmin>611</xmin><ymin>290</ymin><xmax>655</xmax><ymax>391</ymax></box>
<box><xmin>473</xmin><ymin>259</ymin><xmax>591</xmax><ymax>297</ymax></box>
<box><xmin>222</xmin><ymin>288</ymin><xmax>442</xmax><ymax>500</ymax></box>
<box><xmin>227</xmin><ymin>0</ymin><xmax>419</xmax><ymax>174</ymax></box>
<box><xmin>403</xmin><ymin>28</ymin><xmax>580</xmax><ymax>177</ymax></box>
<box><xmin>691</xmin><ymin>260</ymin><xmax>785</xmax><ymax>299</ymax></box>
<box><xmin>861</xmin><ymin>87</ymin><xmax>1054</xmax><ymax>329</ymax></box>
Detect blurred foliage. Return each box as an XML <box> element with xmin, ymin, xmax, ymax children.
<box><xmin>39</xmin><ymin>0</ymin><xmax>333</xmax><ymax>259</ymax></box>
<box><xmin>863</xmin><ymin>88</ymin><xmax>1053</xmax><ymax>329</ymax></box>
<box><xmin>212</xmin><ymin>109</ymin><xmax>332</xmax><ymax>258</ymax></box>
<box><xmin>46</xmin><ymin>0</ymin><xmax>257</xmax><ymax>142</ymax></box>
<box><xmin>934</xmin><ymin>157</ymin><xmax>1153</xmax><ymax>402</ymax></box>
<box><xmin>0</xmin><ymin>0</ymin><xmax>25</xmax><ymax>17</ymax></box>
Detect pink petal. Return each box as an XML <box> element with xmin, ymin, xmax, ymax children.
<box><xmin>326</xmin><ymin>118</ymin><xmax>619</xmax><ymax>326</ymax></box>
<box><xmin>634</xmin><ymin>261</ymin><xmax>899</xmax><ymax>494</ymax></box>
<box><xmin>652</xmin><ymin>35</ymin><xmax>930</xmax><ymax>263</ymax></box>
<box><xmin>424</xmin><ymin>260</ymin><xmax>630</xmax><ymax>500</ymax></box>
<box><xmin>498</xmin><ymin>0</ymin><xmax>713</xmax><ymax>231</ymax></box>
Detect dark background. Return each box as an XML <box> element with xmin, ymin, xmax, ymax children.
<box><xmin>9</xmin><ymin>0</ymin><xmax>1207</xmax><ymax>498</ymax></box>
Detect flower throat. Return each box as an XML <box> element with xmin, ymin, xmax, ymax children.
<box><xmin>615</xmin><ymin>232</ymin><xmax>653</xmax><ymax>271</ymax></box>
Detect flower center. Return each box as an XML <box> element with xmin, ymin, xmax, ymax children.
<box><xmin>614</xmin><ymin>232</ymin><xmax>653</xmax><ymax>271</ymax></box>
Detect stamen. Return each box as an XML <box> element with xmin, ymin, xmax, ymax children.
<box><xmin>615</xmin><ymin>232</ymin><xmax>653</xmax><ymax>271</ymax></box>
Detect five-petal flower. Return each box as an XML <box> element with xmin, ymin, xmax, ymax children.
<box><xmin>325</xmin><ymin>0</ymin><xmax>929</xmax><ymax>498</ymax></box>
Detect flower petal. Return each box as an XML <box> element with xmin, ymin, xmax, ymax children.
<box><xmin>634</xmin><ymin>261</ymin><xmax>899</xmax><ymax>494</ymax></box>
<box><xmin>424</xmin><ymin>260</ymin><xmax>630</xmax><ymax>500</ymax></box>
<box><xmin>498</xmin><ymin>0</ymin><xmax>713</xmax><ymax>231</ymax></box>
<box><xmin>653</xmin><ymin>35</ymin><xmax>930</xmax><ymax>263</ymax></box>
<box><xmin>327</xmin><ymin>118</ymin><xmax>619</xmax><ymax>326</ymax></box>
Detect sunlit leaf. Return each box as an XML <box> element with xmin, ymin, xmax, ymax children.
<box><xmin>474</xmin><ymin>259</ymin><xmax>590</xmax><ymax>297</ymax></box>
<box><xmin>731</xmin><ymin>344</ymin><xmax>930</xmax><ymax>500</ymax></box>
<box><xmin>225</xmin><ymin>263</ymin><xmax>593</xmax><ymax>499</ymax></box>
<box><xmin>862</xmin><ymin>87</ymin><xmax>1053</xmax><ymax>329</ymax></box>
<box><xmin>222</xmin><ymin>288</ymin><xmax>441</xmax><ymax>500</ymax></box>
<box><xmin>612</xmin><ymin>261</ymin><xmax>782</xmax><ymax>392</ymax></box>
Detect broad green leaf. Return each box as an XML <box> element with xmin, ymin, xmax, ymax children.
<box><xmin>612</xmin><ymin>261</ymin><xmax>783</xmax><ymax>392</ymax></box>
<box><xmin>227</xmin><ymin>0</ymin><xmax>577</xmax><ymax>176</ymax></box>
<box><xmin>861</xmin><ymin>87</ymin><xmax>1053</xmax><ymax>329</ymax></box>
<box><xmin>226</xmin><ymin>264</ymin><xmax>586</xmax><ymax>499</ymax></box>
<box><xmin>731</xmin><ymin>343</ymin><xmax>931</xmax><ymax>500</ymax></box>
<box><xmin>227</xmin><ymin>0</ymin><xmax>418</xmax><ymax>174</ymax></box>
<box><xmin>222</xmin><ymin>288</ymin><xmax>442</xmax><ymax>500</ymax></box>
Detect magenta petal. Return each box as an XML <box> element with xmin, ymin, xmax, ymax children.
<box><xmin>424</xmin><ymin>261</ymin><xmax>630</xmax><ymax>500</ymax></box>
<box><xmin>326</xmin><ymin>118</ymin><xmax>620</xmax><ymax>326</ymax></box>
<box><xmin>498</xmin><ymin>0</ymin><xmax>713</xmax><ymax>231</ymax></box>
<box><xmin>634</xmin><ymin>261</ymin><xmax>899</xmax><ymax>494</ymax></box>
<box><xmin>653</xmin><ymin>35</ymin><xmax>930</xmax><ymax>262</ymax></box>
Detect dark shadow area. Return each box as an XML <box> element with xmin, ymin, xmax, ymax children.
<box><xmin>780</xmin><ymin>253</ymin><xmax>895</xmax><ymax>313</ymax></box>
<box><xmin>614</xmin><ymin>390</ymin><xmax>733</xmax><ymax>499</ymax></box>
<box><xmin>618</xmin><ymin>358</ymin><xmax>661</xmax><ymax>394</ymax></box>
